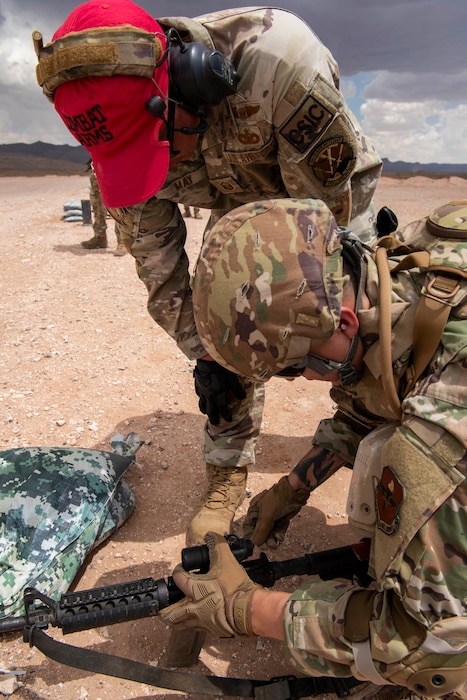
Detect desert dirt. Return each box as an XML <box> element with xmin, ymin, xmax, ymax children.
<box><xmin>1</xmin><ymin>175</ymin><xmax>466</xmax><ymax>700</ymax></box>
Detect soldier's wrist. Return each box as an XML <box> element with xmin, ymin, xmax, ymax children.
<box><xmin>287</xmin><ymin>473</ymin><xmax>311</xmax><ymax>495</ymax></box>
<box><xmin>250</xmin><ymin>589</ymin><xmax>288</xmax><ymax>640</ymax></box>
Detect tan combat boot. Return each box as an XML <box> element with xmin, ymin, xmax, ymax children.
<box><xmin>80</xmin><ymin>232</ymin><xmax>108</xmax><ymax>249</ymax></box>
<box><xmin>113</xmin><ymin>242</ymin><xmax>127</xmax><ymax>256</ymax></box>
<box><xmin>186</xmin><ymin>464</ymin><xmax>248</xmax><ymax>545</ymax></box>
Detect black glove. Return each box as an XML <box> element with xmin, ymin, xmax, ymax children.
<box><xmin>194</xmin><ymin>359</ymin><xmax>246</xmax><ymax>425</ymax></box>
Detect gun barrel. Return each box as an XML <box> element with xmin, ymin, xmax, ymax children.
<box><xmin>17</xmin><ymin>576</ymin><xmax>183</xmax><ymax>636</ymax></box>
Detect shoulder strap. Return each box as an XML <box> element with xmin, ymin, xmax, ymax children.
<box><xmin>374</xmin><ymin>245</ymin><xmax>403</xmax><ymax>418</ymax></box>
<box><xmin>405</xmin><ymin>273</ymin><xmax>460</xmax><ymax>395</ymax></box>
<box><xmin>375</xmin><ymin>230</ymin><xmax>464</xmax><ymax>403</ymax></box>
<box><xmin>25</xmin><ymin>626</ymin><xmax>363</xmax><ymax>699</ymax></box>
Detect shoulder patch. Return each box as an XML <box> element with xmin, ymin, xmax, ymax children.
<box><xmin>375</xmin><ymin>465</ymin><xmax>404</xmax><ymax>535</ymax></box>
<box><xmin>280</xmin><ymin>95</ymin><xmax>334</xmax><ymax>153</ymax></box>
<box><xmin>308</xmin><ymin>136</ymin><xmax>356</xmax><ymax>187</ymax></box>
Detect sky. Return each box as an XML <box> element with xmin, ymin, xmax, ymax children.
<box><xmin>1</xmin><ymin>0</ymin><xmax>467</xmax><ymax>164</ymax></box>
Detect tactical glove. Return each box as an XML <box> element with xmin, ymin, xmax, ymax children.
<box><xmin>194</xmin><ymin>359</ymin><xmax>246</xmax><ymax>425</ymax></box>
<box><xmin>160</xmin><ymin>532</ymin><xmax>261</xmax><ymax>637</ymax></box>
<box><xmin>243</xmin><ymin>476</ymin><xmax>309</xmax><ymax>549</ymax></box>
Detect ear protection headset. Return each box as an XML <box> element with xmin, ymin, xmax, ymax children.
<box><xmin>146</xmin><ymin>28</ymin><xmax>240</xmax><ymax>132</ymax></box>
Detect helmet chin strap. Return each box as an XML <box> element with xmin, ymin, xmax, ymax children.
<box><xmin>305</xmin><ymin>332</ymin><xmax>360</xmax><ymax>386</ymax></box>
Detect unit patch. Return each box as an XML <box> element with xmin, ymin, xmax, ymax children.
<box><xmin>375</xmin><ymin>466</ymin><xmax>404</xmax><ymax>535</ymax></box>
<box><xmin>309</xmin><ymin>137</ymin><xmax>356</xmax><ymax>187</ymax></box>
<box><xmin>280</xmin><ymin>95</ymin><xmax>333</xmax><ymax>153</ymax></box>
<box><xmin>210</xmin><ymin>176</ymin><xmax>245</xmax><ymax>195</ymax></box>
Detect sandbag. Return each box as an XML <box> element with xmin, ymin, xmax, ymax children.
<box><xmin>0</xmin><ymin>433</ymin><xmax>142</xmax><ymax>620</ymax></box>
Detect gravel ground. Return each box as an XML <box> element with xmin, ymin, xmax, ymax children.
<box><xmin>1</xmin><ymin>175</ymin><xmax>466</xmax><ymax>700</ymax></box>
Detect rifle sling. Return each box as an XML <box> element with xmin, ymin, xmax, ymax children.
<box><xmin>26</xmin><ymin>625</ymin><xmax>363</xmax><ymax>698</ymax></box>
<box><xmin>404</xmin><ymin>290</ymin><xmax>452</xmax><ymax>395</ymax></box>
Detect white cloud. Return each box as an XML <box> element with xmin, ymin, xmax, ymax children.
<box><xmin>340</xmin><ymin>78</ymin><xmax>357</xmax><ymax>99</ymax></box>
<box><xmin>0</xmin><ymin>6</ymin><xmax>38</xmax><ymax>88</ymax></box>
<box><xmin>0</xmin><ymin>0</ymin><xmax>466</xmax><ymax>163</ymax></box>
<box><xmin>0</xmin><ymin>1</ymin><xmax>75</xmax><ymax>144</ymax></box>
<box><xmin>360</xmin><ymin>99</ymin><xmax>467</xmax><ymax>164</ymax></box>
<box><xmin>362</xmin><ymin>68</ymin><xmax>467</xmax><ymax>104</ymax></box>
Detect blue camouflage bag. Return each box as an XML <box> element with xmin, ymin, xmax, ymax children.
<box><xmin>0</xmin><ymin>433</ymin><xmax>141</xmax><ymax>620</ymax></box>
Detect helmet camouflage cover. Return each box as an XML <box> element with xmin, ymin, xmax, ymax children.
<box><xmin>193</xmin><ymin>198</ymin><xmax>347</xmax><ymax>381</ymax></box>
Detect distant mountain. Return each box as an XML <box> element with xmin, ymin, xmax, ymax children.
<box><xmin>382</xmin><ymin>158</ymin><xmax>467</xmax><ymax>176</ymax></box>
<box><xmin>0</xmin><ymin>141</ymin><xmax>89</xmax><ymax>176</ymax></box>
<box><xmin>0</xmin><ymin>141</ymin><xmax>466</xmax><ymax>177</ymax></box>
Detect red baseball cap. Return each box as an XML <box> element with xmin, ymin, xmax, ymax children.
<box><xmin>52</xmin><ymin>0</ymin><xmax>170</xmax><ymax>208</ymax></box>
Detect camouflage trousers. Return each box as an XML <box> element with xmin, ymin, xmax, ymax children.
<box><xmin>203</xmin><ymin>378</ymin><xmax>265</xmax><ymax>468</ymax></box>
<box><xmin>89</xmin><ymin>168</ymin><xmax>107</xmax><ymax>235</ymax></box>
<box><xmin>89</xmin><ymin>169</ymin><xmax>122</xmax><ymax>243</ymax></box>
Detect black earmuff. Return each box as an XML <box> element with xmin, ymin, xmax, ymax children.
<box><xmin>145</xmin><ymin>28</ymin><xmax>240</xmax><ymax>152</ymax></box>
<box><xmin>166</xmin><ymin>29</ymin><xmax>240</xmax><ymax>110</ymax></box>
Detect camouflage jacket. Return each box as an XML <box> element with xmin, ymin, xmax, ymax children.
<box><xmin>283</xmin><ymin>255</ymin><xmax>467</xmax><ymax>688</ymax></box>
<box><xmin>118</xmin><ymin>7</ymin><xmax>382</xmax><ymax>358</ymax></box>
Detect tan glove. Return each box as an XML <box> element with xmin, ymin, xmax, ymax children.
<box><xmin>243</xmin><ymin>476</ymin><xmax>309</xmax><ymax>548</ymax></box>
<box><xmin>160</xmin><ymin>532</ymin><xmax>262</xmax><ymax>637</ymax></box>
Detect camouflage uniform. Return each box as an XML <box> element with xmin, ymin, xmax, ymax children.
<box><xmin>85</xmin><ymin>166</ymin><xmax>126</xmax><ymax>253</ymax></box>
<box><xmin>116</xmin><ymin>7</ymin><xmax>382</xmax><ymax>469</ymax></box>
<box><xmin>191</xmin><ymin>199</ymin><xmax>467</xmax><ymax>694</ymax></box>
<box><xmin>89</xmin><ymin>166</ymin><xmax>108</xmax><ymax>237</ymax></box>
<box><xmin>283</xmin><ymin>249</ymin><xmax>467</xmax><ymax>690</ymax></box>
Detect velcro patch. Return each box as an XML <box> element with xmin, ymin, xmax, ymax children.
<box><xmin>210</xmin><ymin>176</ymin><xmax>245</xmax><ymax>195</ymax></box>
<box><xmin>223</xmin><ymin>140</ymin><xmax>276</xmax><ymax>164</ymax></box>
<box><xmin>280</xmin><ymin>95</ymin><xmax>333</xmax><ymax>153</ymax></box>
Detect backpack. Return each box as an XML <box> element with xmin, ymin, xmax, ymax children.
<box><xmin>374</xmin><ymin>201</ymin><xmax>467</xmax><ymax>418</ymax></box>
<box><xmin>0</xmin><ymin>433</ymin><xmax>142</xmax><ymax>621</ymax></box>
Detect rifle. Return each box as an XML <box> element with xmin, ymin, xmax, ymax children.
<box><xmin>2</xmin><ymin>536</ymin><xmax>371</xmax><ymax>635</ymax></box>
<box><xmin>4</xmin><ymin>537</ymin><xmax>372</xmax><ymax>698</ymax></box>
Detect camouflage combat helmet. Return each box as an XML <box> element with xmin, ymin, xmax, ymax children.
<box><xmin>193</xmin><ymin>198</ymin><xmax>348</xmax><ymax>381</ymax></box>
<box><xmin>426</xmin><ymin>200</ymin><xmax>467</xmax><ymax>239</ymax></box>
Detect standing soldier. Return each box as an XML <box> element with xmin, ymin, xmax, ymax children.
<box><xmin>182</xmin><ymin>205</ymin><xmax>202</xmax><ymax>220</ymax></box>
<box><xmin>82</xmin><ymin>161</ymin><xmax>127</xmax><ymax>256</ymax></box>
<box><xmin>34</xmin><ymin>0</ymin><xmax>382</xmax><ymax>544</ymax></box>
